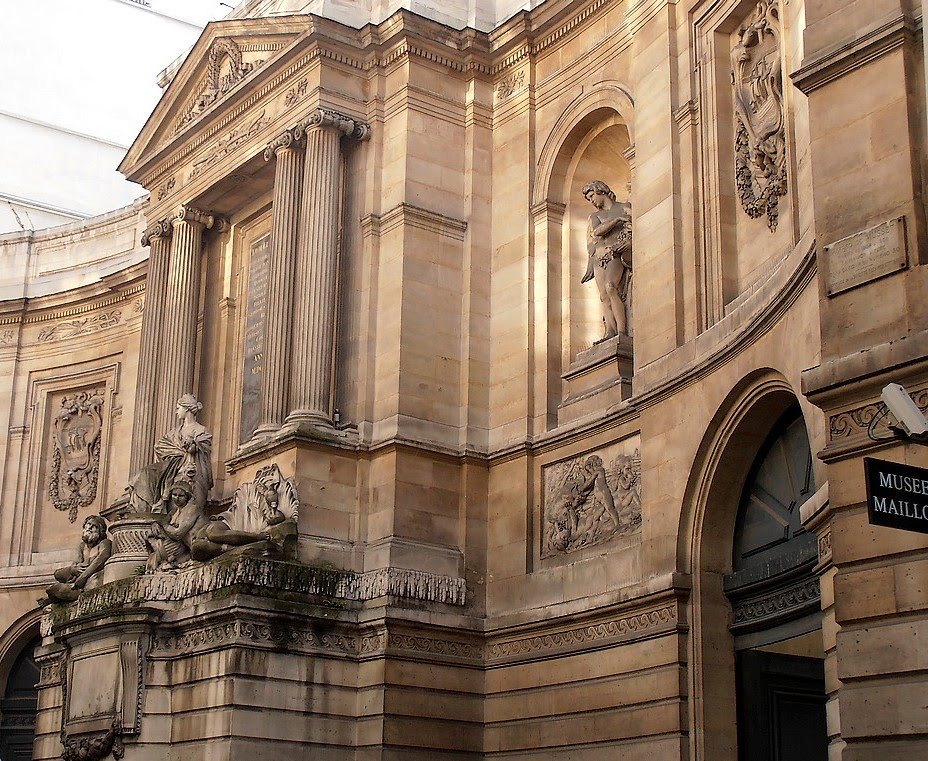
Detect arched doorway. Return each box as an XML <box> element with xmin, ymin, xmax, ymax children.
<box><xmin>0</xmin><ymin>635</ymin><xmax>40</xmax><ymax>761</ymax></box>
<box><xmin>682</xmin><ymin>374</ymin><xmax>829</xmax><ymax>761</ymax></box>
<box><xmin>725</xmin><ymin>407</ymin><xmax>827</xmax><ymax>761</ymax></box>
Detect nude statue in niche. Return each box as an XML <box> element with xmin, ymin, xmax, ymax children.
<box><xmin>580</xmin><ymin>180</ymin><xmax>632</xmax><ymax>340</ymax></box>
<box><xmin>44</xmin><ymin>515</ymin><xmax>112</xmax><ymax>603</ymax></box>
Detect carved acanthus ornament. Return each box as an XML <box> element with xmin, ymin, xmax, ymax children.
<box><xmin>49</xmin><ymin>390</ymin><xmax>105</xmax><ymax>521</ymax></box>
<box><xmin>303</xmin><ymin>108</ymin><xmax>372</xmax><ymax>141</ymax></box>
<box><xmin>174</xmin><ymin>38</ymin><xmax>265</xmax><ymax>133</ymax></box>
<box><xmin>188</xmin><ymin>109</ymin><xmax>271</xmax><ymax>179</ymax></box>
<box><xmin>732</xmin><ymin>0</ymin><xmax>787</xmax><ymax>231</ymax></box>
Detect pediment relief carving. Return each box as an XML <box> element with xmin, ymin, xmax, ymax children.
<box><xmin>173</xmin><ymin>37</ymin><xmax>267</xmax><ymax>135</ymax></box>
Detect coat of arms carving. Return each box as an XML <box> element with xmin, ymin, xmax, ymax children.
<box><xmin>542</xmin><ymin>444</ymin><xmax>642</xmax><ymax>557</ymax></box>
<box><xmin>731</xmin><ymin>0</ymin><xmax>787</xmax><ymax>231</ymax></box>
<box><xmin>49</xmin><ymin>389</ymin><xmax>105</xmax><ymax>522</ymax></box>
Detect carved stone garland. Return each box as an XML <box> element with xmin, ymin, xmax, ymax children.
<box><xmin>49</xmin><ymin>390</ymin><xmax>105</xmax><ymax>522</ymax></box>
<box><xmin>732</xmin><ymin>0</ymin><xmax>787</xmax><ymax>231</ymax></box>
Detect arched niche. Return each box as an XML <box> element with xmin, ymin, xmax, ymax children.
<box><xmin>533</xmin><ymin>85</ymin><xmax>634</xmax><ymax>427</ymax></box>
<box><xmin>0</xmin><ymin>612</ymin><xmax>41</xmax><ymax>761</ymax></box>
<box><xmin>676</xmin><ymin>370</ymin><xmax>824</xmax><ymax>761</ymax></box>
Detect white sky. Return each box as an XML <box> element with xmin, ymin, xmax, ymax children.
<box><xmin>0</xmin><ymin>0</ymin><xmax>231</xmax><ymax>148</ymax></box>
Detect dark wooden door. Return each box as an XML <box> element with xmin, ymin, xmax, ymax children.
<box><xmin>736</xmin><ymin>650</ymin><xmax>827</xmax><ymax>761</ymax></box>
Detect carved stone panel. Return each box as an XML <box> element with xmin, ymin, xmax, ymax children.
<box><xmin>732</xmin><ymin>0</ymin><xmax>787</xmax><ymax>231</ymax></box>
<box><xmin>240</xmin><ymin>233</ymin><xmax>271</xmax><ymax>442</ymax></box>
<box><xmin>823</xmin><ymin>216</ymin><xmax>908</xmax><ymax>296</ymax></box>
<box><xmin>49</xmin><ymin>389</ymin><xmax>105</xmax><ymax>522</ymax></box>
<box><xmin>542</xmin><ymin>438</ymin><xmax>642</xmax><ymax>558</ymax></box>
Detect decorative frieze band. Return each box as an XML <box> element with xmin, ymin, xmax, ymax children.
<box><xmin>730</xmin><ymin>576</ymin><xmax>820</xmax><ymax>632</ymax></box>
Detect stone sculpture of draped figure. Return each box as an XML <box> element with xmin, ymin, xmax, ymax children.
<box><xmin>128</xmin><ymin>394</ymin><xmax>213</xmax><ymax>513</ymax></box>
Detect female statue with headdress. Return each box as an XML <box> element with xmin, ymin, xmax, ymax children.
<box><xmin>128</xmin><ymin>394</ymin><xmax>213</xmax><ymax>513</ymax></box>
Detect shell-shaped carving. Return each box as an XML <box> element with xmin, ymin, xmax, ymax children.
<box><xmin>219</xmin><ymin>464</ymin><xmax>299</xmax><ymax>533</ymax></box>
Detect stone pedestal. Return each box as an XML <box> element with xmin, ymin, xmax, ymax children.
<box><xmin>559</xmin><ymin>334</ymin><xmax>633</xmax><ymax>423</ymax></box>
<box><xmin>35</xmin><ymin>555</ymin><xmax>472</xmax><ymax>761</ymax></box>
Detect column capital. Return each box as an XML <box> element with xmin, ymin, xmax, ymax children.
<box><xmin>171</xmin><ymin>205</ymin><xmax>220</xmax><ymax>230</ymax></box>
<box><xmin>302</xmin><ymin>108</ymin><xmax>371</xmax><ymax>141</ymax></box>
<box><xmin>140</xmin><ymin>218</ymin><xmax>172</xmax><ymax>247</ymax></box>
<box><xmin>264</xmin><ymin>126</ymin><xmax>306</xmax><ymax>161</ymax></box>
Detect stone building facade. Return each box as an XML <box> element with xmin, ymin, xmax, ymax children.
<box><xmin>0</xmin><ymin>0</ymin><xmax>926</xmax><ymax>759</ymax></box>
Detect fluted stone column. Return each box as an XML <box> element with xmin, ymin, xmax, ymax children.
<box><xmin>287</xmin><ymin>109</ymin><xmax>370</xmax><ymax>427</ymax></box>
<box><xmin>156</xmin><ymin>205</ymin><xmax>217</xmax><ymax>435</ymax></box>
<box><xmin>255</xmin><ymin>126</ymin><xmax>306</xmax><ymax>434</ymax></box>
<box><xmin>130</xmin><ymin>219</ymin><xmax>172</xmax><ymax>475</ymax></box>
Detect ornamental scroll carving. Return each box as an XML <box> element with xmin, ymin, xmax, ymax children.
<box><xmin>49</xmin><ymin>390</ymin><xmax>105</xmax><ymax>522</ymax></box>
<box><xmin>542</xmin><ymin>442</ymin><xmax>642</xmax><ymax>557</ymax></box>
<box><xmin>174</xmin><ymin>38</ymin><xmax>265</xmax><ymax>133</ymax></box>
<box><xmin>732</xmin><ymin>0</ymin><xmax>787</xmax><ymax>231</ymax></box>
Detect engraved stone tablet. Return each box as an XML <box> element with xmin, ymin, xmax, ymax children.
<box><xmin>67</xmin><ymin>649</ymin><xmax>120</xmax><ymax>722</ymax></box>
<box><xmin>824</xmin><ymin>217</ymin><xmax>907</xmax><ymax>296</ymax></box>
<box><xmin>240</xmin><ymin>233</ymin><xmax>270</xmax><ymax>442</ymax></box>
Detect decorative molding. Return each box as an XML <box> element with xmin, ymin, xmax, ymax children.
<box><xmin>829</xmin><ymin>387</ymin><xmax>928</xmax><ymax>442</ymax></box>
<box><xmin>0</xmin><ymin>328</ymin><xmax>16</xmax><ymax>345</ymax></box>
<box><xmin>188</xmin><ymin>109</ymin><xmax>272</xmax><ymax>180</ymax></box>
<box><xmin>48</xmin><ymin>389</ymin><xmax>105</xmax><ymax>522</ymax></box>
<box><xmin>155</xmin><ymin>177</ymin><xmax>175</xmax><ymax>201</ymax></box>
<box><xmin>792</xmin><ymin>15</ymin><xmax>912</xmax><ymax>95</ymax></box>
<box><xmin>817</xmin><ymin>530</ymin><xmax>832</xmax><ymax>565</ymax></box>
<box><xmin>486</xmin><ymin>603</ymin><xmax>678</xmax><ymax>662</ymax></box>
<box><xmin>376</xmin><ymin>203</ymin><xmax>468</xmax><ymax>241</ymax></box>
<box><xmin>36</xmin><ymin>310</ymin><xmax>122</xmax><ymax>343</ymax></box>
<box><xmin>45</xmin><ymin>556</ymin><xmax>466</xmax><ymax>631</ymax></box>
<box><xmin>731</xmin><ymin>576</ymin><xmax>820</xmax><ymax>631</ymax></box>
<box><xmin>284</xmin><ymin>77</ymin><xmax>308</xmax><ymax>107</ymax></box>
<box><xmin>495</xmin><ymin>70</ymin><xmax>525</xmax><ymax>100</ymax></box>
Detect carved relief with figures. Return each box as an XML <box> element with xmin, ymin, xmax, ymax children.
<box><xmin>542</xmin><ymin>441</ymin><xmax>642</xmax><ymax>557</ymax></box>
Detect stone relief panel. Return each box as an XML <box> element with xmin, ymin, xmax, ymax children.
<box><xmin>542</xmin><ymin>438</ymin><xmax>642</xmax><ymax>558</ymax></box>
<box><xmin>732</xmin><ymin>0</ymin><xmax>786</xmax><ymax>231</ymax></box>
<box><xmin>48</xmin><ymin>389</ymin><xmax>105</xmax><ymax>522</ymax></box>
<box><xmin>174</xmin><ymin>37</ymin><xmax>265</xmax><ymax>133</ymax></box>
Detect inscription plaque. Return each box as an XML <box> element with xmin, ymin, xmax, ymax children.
<box><xmin>824</xmin><ymin>216</ymin><xmax>907</xmax><ymax>296</ymax></box>
<box><xmin>865</xmin><ymin>457</ymin><xmax>928</xmax><ymax>535</ymax></box>
<box><xmin>240</xmin><ymin>234</ymin><xmax>270</xmax><ymax>442</ymax></box>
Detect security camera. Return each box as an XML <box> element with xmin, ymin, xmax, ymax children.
<box><xmin>881</xmin><ymin>383</ymin><xmax>928</xmax><ymax>439</ymax></box>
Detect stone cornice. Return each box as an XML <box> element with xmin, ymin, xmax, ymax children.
<box><xmin>792</xmin><ymin>15</ymin><xmax>913</xmax><ymax>95</ymax></box>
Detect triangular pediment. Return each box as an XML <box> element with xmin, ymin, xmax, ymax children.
<box><xmin>120</xmin><ymin>16</ymin><xmax>311</xmax><ymax>183</ymax></box>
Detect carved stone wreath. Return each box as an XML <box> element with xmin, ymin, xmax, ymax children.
<box><xmin>174</xmin><ymin>38</ymin><xmax>265</xmax><ymax>133</ymax></box>
<box><xmin>49</xmin><ymin>390</ymin><xmax>104</xmax><ymax>522</ymax></box>
<box><xmin>732</xmin><ymin>0</ymin><xmax>787</xmax><ymax>231</ymax></box>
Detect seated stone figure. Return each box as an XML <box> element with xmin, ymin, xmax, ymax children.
<box><xmin>45</xmin><ymin>515</ymin><xmax>112</xmax><ymax>603</ymax></box>
<box><xmin>145</xmin><ymin>480</ymin><xmax>208</xmax><ymax>571</ymax></box>
<box><xmin>190</xmin><ymin>464</ymin><xmax>298</xmax><ymax>561</ymax></box>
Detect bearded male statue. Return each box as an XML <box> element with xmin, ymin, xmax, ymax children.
<box><xmin>44</xmin><ymin>515</ymin><xmax>112</xmax><ymax>603</ymax></box>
